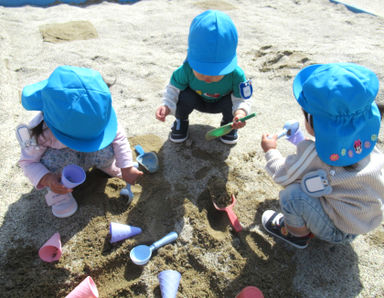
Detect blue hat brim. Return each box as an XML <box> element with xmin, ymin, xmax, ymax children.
<box><xmin>187</xmin><ymin>55</ymin><xmax>237</xmax><ymax>76</ymax></box>
<box><xmin>292</xmin><ymin>64</ymin><xmax>322</xmax><ymax>108</ymax></box>
<box><xmin>21</xmin><ymin>79</ymin><xmax>48</xmax><ymax>111</ymax></box>
<box><xmin>48</xmin><ymin>107</ymin><xmax>118</xmax><ymax>153</ymax></box>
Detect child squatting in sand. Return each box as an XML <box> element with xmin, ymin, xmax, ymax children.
<box><xmin>155</xmin><ymin>10</ymin><xmax>253</xmax><ymax>145</ymax></box>
<box><xmin>17</xmin><ymin>66</ymin><xmax>143</xmax><ymax>218</ymax></box>
<box><xmin>260</xmin><ymin>63</ymin><xmax>384</xmax><ymax>249</ymax></box>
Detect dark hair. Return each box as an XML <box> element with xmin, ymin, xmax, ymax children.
<box><xmin>302</xmin><ymin>109</ymin><xmax>314</xmax><ymax>129</ymax></box>
<box><xmin>30</xmin><ymin>120</ymin><xmax>45</xmax><ymax>144</ymax></box>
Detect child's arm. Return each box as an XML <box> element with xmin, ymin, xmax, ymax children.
<box><xmin>232</xmin><ymin>109</ymin><xmax>248</xmax><ymax>129</ymax></box>
<box><xmin>156</xmin><ymin>84</ymin><xmax>181</xmax><ymax>121</ymax></box>
<box><xmin>111</xmin><ymin>125</ymin><xmax>143</xmax><ymax>184</ymax></box>
<box><xmin>18</xmin><ymin>145</ymin><xmax>51</xmax><ymax>189</ymax></box>
<box><xmin>262</xmin><ymin>137</ymin><xmax>318</xmax><ymax>187</ymax></box>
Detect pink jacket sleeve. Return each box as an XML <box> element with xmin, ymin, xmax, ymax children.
<box><xmin>112</xmin><ymin>125</ymin><xmax>134</xmax><ymax>169</ymax></box>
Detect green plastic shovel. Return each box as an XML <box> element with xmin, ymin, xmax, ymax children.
<box><xmin>205</xmin><ymin>112</ymin><xmax>256</xmax><ymax>141</ymax></box>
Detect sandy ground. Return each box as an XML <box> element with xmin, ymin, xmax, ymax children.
<box><xmin>0</xmin><ymin>0</ymin><xmax>384</xmax><ymax>297</ymax></box>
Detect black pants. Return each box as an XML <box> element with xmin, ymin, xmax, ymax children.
<box><xmin>176</xmin><ymin>88</ymin><xmax>233</xmax><ymax>124</ymax></box>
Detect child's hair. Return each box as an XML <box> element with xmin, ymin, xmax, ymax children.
<box><xmin>302</xmin><ymin>109</ymin><xmax>313</xmax><ymax>129</ymax></box>
<box><xmin>30</xmin><ymin>120</ymin><xmax>44</xmax><ymax>143</ymax></box>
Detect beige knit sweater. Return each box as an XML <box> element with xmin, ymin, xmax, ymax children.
<box><xmin>264</xmin><ymin>140</ymin><xmax>384</xmax><ymax>234</ymax></box>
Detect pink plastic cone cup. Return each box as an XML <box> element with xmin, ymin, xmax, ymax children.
<box><xmin>236</xmin><ymin>286</ymin><xmax>264</xmax><ymax>298</ymax></box>
<box><xmin>39</xmin><ymin>232</ymin><xmax>62</xmax><ymax>262</ymax></box>
<box><xmin>109</xmin><ymin>222</ymin><xmax>142</xmax><ymax>243</ymax></box>
<box><xmin>66</xmin><ymin>276</ymin><xmax>99</xmax><ymax>298</ymax></box>
<box><xmin>158</xmin><ymin>270</ymin><xmax>181</xmax><ymax>298</ymax></box>
<box><xmin>62</xmin><ymin>164</ymin><xmax>86</xmax><ymax>188</ymax></box>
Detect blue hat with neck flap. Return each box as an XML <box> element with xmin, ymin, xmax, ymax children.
<box><xmin>293</xmin><ymin>63</ymin><xmax>380</xmax><ymax>166</ymax></box>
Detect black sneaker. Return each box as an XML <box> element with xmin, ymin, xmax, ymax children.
<box><xmin>220</xmin><ymin>128</ymin><xmax>238</xmax><ymax>144</ymax></box>
<box><xmin>219</xmin><ymin>120</ymin><xmax>238</xmax><ymax>144</ymax></box>
<box><xmin>262</xmin><ymin>210</ymin><xmax>312</xmax><ymax>249</ymax></box>
<box><xmin>170</xmin><ymin>119</ymin><xmax>189</xmax><ymax>143</ymax></box>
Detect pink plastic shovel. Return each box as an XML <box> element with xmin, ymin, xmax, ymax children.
<box><xmin>212</xmin><ymin>194</ymin><xmax>242</xmax><ymax>232</ymax></box>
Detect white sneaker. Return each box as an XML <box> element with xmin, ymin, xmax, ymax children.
<box><xmin>50</xmin><ymin>193</ymin><xmax>78</xmax><ymax>218</ymax></box>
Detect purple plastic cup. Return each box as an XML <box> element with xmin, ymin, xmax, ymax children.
<box><xmin>61</xmin><ymin>165</ymin><xmax>86</xmax><ymax>188</ymax></box>
<box><xmin>287</xmin><ymin>128</ymin><xmax>305</xmax><ymax>145</ymax></box>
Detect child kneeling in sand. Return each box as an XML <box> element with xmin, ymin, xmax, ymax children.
<box><xmin>155</xmin><ymin>10</ymin><xmax>253</xmax><ymax>145</ymax></box>
<box><xmin>17</xmin><ymin>66</ymin><xmax>143</xmax><ymax>218</ymax></box>
<box><xmin>260</xmin><ymin>63</ymin><xmax>384</xmax><ymax>249</ymax></box>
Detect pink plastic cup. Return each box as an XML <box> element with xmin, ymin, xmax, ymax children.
<box><xmin>236</xmin><ymin>286</ymin><xmax>264</xmax><ymax>298</ymax></box>
<box><xmin>65</xmin><ymin>276</ymin><xmax>99</xmax><ymax>298</ymax></box>
<box><xmin>61</xmin><ymin>164</ymin><xmax>86</xmax><ymax>188</ymax></box>
<box><xmin>39</xmin><ymin>232</ymin><xmax>62</xmax><ymax>262</ymax></box>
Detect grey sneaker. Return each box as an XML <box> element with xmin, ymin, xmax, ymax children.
<box><xmin>262</xmin><ymin>210</ymin><xmax>312</xmax><ymax>249</ymax></box>
<box><xmin>170</xmin><ymin>119</ymin><xmax>189</xmax><ymax>143</ymax></box>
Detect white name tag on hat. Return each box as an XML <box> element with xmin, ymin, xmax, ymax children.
<box><xmin>301</xmin><ymin>169</ymin><xmax>332</xmax><ymax>197</ymax></box>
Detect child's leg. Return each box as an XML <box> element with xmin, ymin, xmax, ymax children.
<box><xmin>84</xmin><ymin>144</ymin><xmax>121</xmax><ymax>177</ymax></box>
<box><xmin>206</xmin><ymin>94</ymin><xmax>233</xmax><ymax>124</ymax></box>
<box><xmin>40</xmin><ymin>148</ymin><xmax>80</xmax><ymax>217</ymax></box>
<box><xmin>41</xmin><ymin>147</ymin><xmax>81</xmax><ymax>174</ymax></box>
<box><xmin>176</xmin><ymin>88</ymin><xmax>204</xmax><ymax>120</ymax></box>
<box><xmin>279</xmin><ymin>183</ymin><xmax>356</xmax><ymax>243</ymax></box>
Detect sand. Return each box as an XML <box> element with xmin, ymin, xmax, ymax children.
<box><xmin>0</xmin><ymin>0</ymin><xmax>384</xmax><ymax>297</ymax></box>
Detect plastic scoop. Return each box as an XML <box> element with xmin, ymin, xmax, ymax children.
<box><xmin>205</xmin><ymin>112</ymin><xmax>256</xmax><ymax>141</ymax></box>
<box><xmin>130</xmin><ymin>231</ymin><xmax>178</xmax><ymax>265</ymax></box>
<box><xmin>212</xmin><ymin>194</ymin><xmax>242</xmax><ymax>232</ymax></box>
<box><xmin>134</xmin><ymin>144</ymin><xmax>159</xmax><ymax>173</ymax></box>
<box><xmin>276</xmin><ymin>120</ymin><xmax>299</xmax><ymax>139</ymax></box>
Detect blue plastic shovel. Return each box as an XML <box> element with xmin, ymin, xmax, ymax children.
<box><xmin>134</xmin><ymin>145</ymin><xmax>159</xmax><ymax>173</ymax></box>
<box><xmin>130</xmin><ymin>231</ymin><xmax>178</xmax><ymax>265</ymax></box>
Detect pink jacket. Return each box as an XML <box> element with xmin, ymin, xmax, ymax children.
<box><xmin>18</xmin><ymin>113</ymin><xmax>134</xmax><ymax>189</ymax></box>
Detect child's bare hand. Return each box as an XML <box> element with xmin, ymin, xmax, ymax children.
<box><xmin>261</xmin><ymin>134</ymin><xmax>278</xmax><ymax>153</ymax></box>
<box><xmin>121</xmin><ymin>166</ymin><xmax>143</xmax><ymax>185</ymax></box>
<box><xmin>39</xmin><ymin>173</ymin><xmax>72</xmax><ymax>194</ymax></box>
<box><xmin>232</xmin><ymin>110</ymin><xmax>247</xmax><ymax>129</ymax></box>
<box><xmin>156</xmin><ymin>105</ymin><xmax>170</xmax><ymax>122</ymax></box>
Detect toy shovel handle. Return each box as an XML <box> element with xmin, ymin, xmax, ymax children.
<box><xmin>225</xmin><ymin>208</ymin><xmax>243</xmax><ymax>232</ymax></box>
<box><xmin>135</xmin><ymin>145</ymin><xmax>145</xmax><ymax>156</ymax></box>
<box><xmin>236</xmin><ymin>112</ymin><xmax>256</xmax><ymax>123</ymax></box>
<box><xmin>151</xmin><ymin>231</ymin><xmax>178</xmax><ymax>251</ymax></box>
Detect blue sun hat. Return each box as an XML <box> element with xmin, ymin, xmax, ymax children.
<box><xmin>187</xmin><ymin>10</ymin><xmax>238</xmax><ymax>76</ymax></box>
<box><xmin>293</xmin><ymin>63</ymin><xmax>380</xmax><ymax>166</ymax></box>
<box><xmin>21</xmin><ymin>65</ymin><xmax>117</xmax><ymax>152</ymax></box>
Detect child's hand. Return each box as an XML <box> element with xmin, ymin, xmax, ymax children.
<box><xmin>232</xmin><ymin>110</ymin><xmax>247</xmax><ymax>129</ymax></box>
<box><xmin>156</xmin><ymin>105</ymin><xmax>170</xmax><ymax>122</ymax></box>
<box><xmin>39</xmin><ymin>173</ymin><xmax>72</xmax><ymax>194</ymax></box>
<box><xmin>261</xmin><ymin>134</ymin><xmax>278</xmax><ymax>153</ymax></box>
<box><xmin>121</xmin><ymin>166</ymin><xmax>144</xmax><ymax>185</ymax></box>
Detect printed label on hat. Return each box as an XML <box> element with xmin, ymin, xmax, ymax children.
<box><xmin>239</xmin><ymin>80</ymin><xmax>253</xmax><ymax>99</ymax></box>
